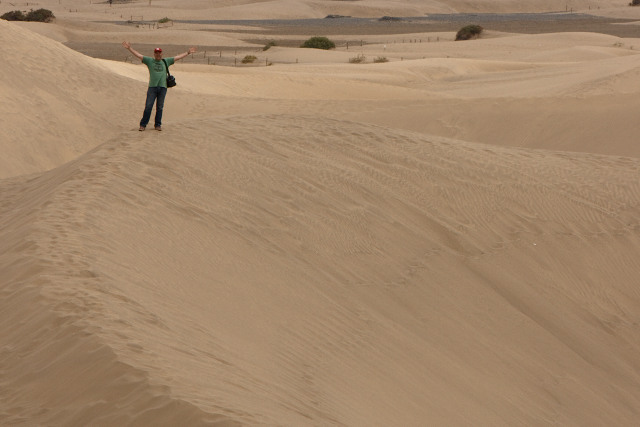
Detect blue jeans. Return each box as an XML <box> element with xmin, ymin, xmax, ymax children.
<box><xmin>140</xmin><ymin>86</ymin><xmax>167</xmax><ymax>128</ymax></box>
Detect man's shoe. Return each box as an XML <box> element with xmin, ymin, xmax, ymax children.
<box><xmin>139</xmin><ymin>126</ymin><xmax>145</xmax><ymax>131</ymax></box>
<box><xmin>154</xmin><ymin>126</ymin><xmax>162</xmax><ymax>131</ymax></box>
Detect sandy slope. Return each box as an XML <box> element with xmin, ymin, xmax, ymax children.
<box><xmin>0</xmin><ymin>20</ymin><xmax>142</xmax><ymax>178</ymax></box>
<box><xmin>2</xmin><ymin>1</ymin><xmax>640</xmax><ymax>426</ymax></box>
<box><xmin>3</xmin><ymin>113</ymin><xmax>640</xmax><ymax>425</ymax></box>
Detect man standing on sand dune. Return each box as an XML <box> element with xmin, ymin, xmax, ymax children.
<box><xmin>122</xmin><ymin>41</ymin><xmax>197</xmax><ymax>131</ymax></box>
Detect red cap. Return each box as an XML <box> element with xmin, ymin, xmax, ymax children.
<box><xmin>154</xmin><ymin>47</ymin><xmax>162</xmax><ymax>53</ymax></box>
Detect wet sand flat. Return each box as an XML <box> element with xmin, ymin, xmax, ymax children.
<box><xmin>68</xmin><ymin>13</ymin><xmax>640</xmax><ymax>61</ymax></box>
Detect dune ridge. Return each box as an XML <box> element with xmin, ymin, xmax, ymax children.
<box><xmin>2</xmin><ymin>114</ymin><xmax>640</xmax><ymax>425</ymax></box>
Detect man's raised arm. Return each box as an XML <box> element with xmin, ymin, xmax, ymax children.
<box><xmin>174</xmin><ymin>47</ymin><xmax>198</xmax><ymax>62</ymax></box>
<box><xmin>122</xmin><ymin>41</ymin><xmax>144</xmax><ymax>61</ymax></box>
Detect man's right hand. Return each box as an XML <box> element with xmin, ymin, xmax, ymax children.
<box><xmin>122</xmin><ymin>41</ymin><xmax>144</xmax><ymax>60</ymax></box>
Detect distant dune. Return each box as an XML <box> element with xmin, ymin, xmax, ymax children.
<box><xmin>2</xmin><ymin>1</ymin><xmax>640</xmax><ymax>425</ymax></box>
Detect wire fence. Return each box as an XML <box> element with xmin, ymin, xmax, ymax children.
<box><xmin>122</xmin><ymin>36</ymin><xmax>452</xmax><ymax>68</ymax></box>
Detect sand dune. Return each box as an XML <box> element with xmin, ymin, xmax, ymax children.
<box><xmin>11</xmin><ymin>0</ymin><xmax>635</xmax><ymax>20</ymax></box>
<box><xmin>0</xmin><ymin>20</ymin><xmax>141</xmax><ymax>178</ymax></box>
<box><xmin>2</xmin><ymin>1</ymin><xmax>640</xmax><ymax>425</ymax></box>
<box><xmin>3</xmin><ymin>113</ymin><xmax>640</xmax><ymax>425</ymax></box>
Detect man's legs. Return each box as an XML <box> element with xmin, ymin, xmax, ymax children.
<box><xmin>140</xmin><ymin>87</ymin><xmax>159</xmax><ymax>128</ymax></box>
<box><xmin>154</xmin><ymin>87</ymin><xmax>168</xmax><ymax>128</ymax></box>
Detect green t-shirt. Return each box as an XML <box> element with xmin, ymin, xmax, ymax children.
<box><xmin>142</xmin><ymin>56</ymin><xmax>175</xmax><ymax>88</ymax></box>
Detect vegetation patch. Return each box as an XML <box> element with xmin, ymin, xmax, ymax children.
<box><xmin>455</xmin><ymin>24</ymin><xmax>483</xmax><ymax>41</ymax></box>
<box><xmin>263</xmin><ymin>40</ymin><xmax>277</xmax><ymax>51</ymax></box>
<box><xmin>630</xmin><ymin>0</ymin><xmax>640</xmax><ymax>5</ymax></box>
<box><xmin>373</xmin><ymin>56</ymin><xmax>389</xmax><ymax>63</ymax></box>
<box><xmin>241</xmin><ymin>55</ymin><xmax>258</xmax><ymax>64</ymax></box>
<box><xmin>349</xmin><ymin>54</ymin><xmax>366</xmax><ymax>64</ymax></box>
<box><xmin>1</xmin><ymin>10</ymin><xmax>26</xmax><ymax>21</ymax></box>
<box><xmin>158</xmin><ymin>17</ymin><xmax>171</xmax><ymax>23</ymax></box>
<box><xmin>2</xmin><ymin>8</ymin><xmax>55</xmax><ymax>22</ymax></box>
<box><xmin>301</xmin><ymin>36</ymin><xmax>336</xmax><ymax>50</ymax></box>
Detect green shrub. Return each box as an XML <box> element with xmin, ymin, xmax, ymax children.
<box><xmin>241</xmin><ymin>55</ymin><xmax>257</xmax><ymax>64</ymax></box>
<box><xmin>349</xmin><ymin>54</ymin><xmax>366</xmax><ymax>64</ymax></box>
<box><xmin>301</xmin><ymin>36</ymin><xmax>336</xmax><ymax>50</ymax></box>
<box><xmin>2</xmin><ymin>8</ymin><xmax>55</xmax><ymax>22</ymax></box>
<box><xmin>263</xmin><ymin>40</ymin><xmax>277</xmax><ymax>51</ymax></box>
<box><xmin>25</xmin><ymin>8</ymin><xmax>55</xmax><ymax>22</ymax></box>
<box><xmin>455</xmin><ymin>24</ymin><xmax>483</xmax><ymax>41</ymax></box>
<box><xmin>1</xmin><ymin>10</ymin><xmax>26</xmax><ymax>21</ymax></box>
<box><xmin>373</xmin><ymin>56</ymin><xmax>389</xmax><ymax>63</ymax></box>
<box><xmin>158</xmin><ymin>17</ymin><xmax>171</xmax><ymax>23</ymax></box>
